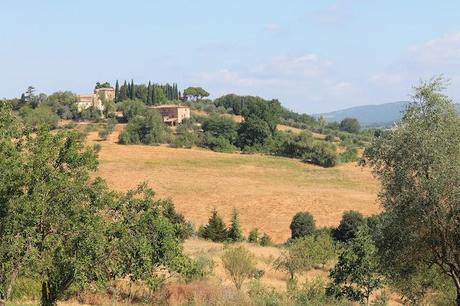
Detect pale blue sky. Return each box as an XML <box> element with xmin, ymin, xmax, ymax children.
<box><xmin>1</xmin><ymin>0</ymin><xmax>460</xmax><ymax>112</ymax></box>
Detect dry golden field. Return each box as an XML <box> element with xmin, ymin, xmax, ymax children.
<box><xmin>86</xmin><ymin>125</ymin><xmax>380</xmax><ymax>243</ymax></box>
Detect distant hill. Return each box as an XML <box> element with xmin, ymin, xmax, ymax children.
<box><xmin>317</xmin><ymin>101</ymin><xmax>460</xmax><ymax>127</ymax></box>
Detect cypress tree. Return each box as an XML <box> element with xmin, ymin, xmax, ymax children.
<box><xmin>114</xmin><ymin>80</ymin><xmax>120</xmax><ymax>102</ymax></box>
<box><xmin>119</xmin><ymin>81</ymin><xmax>128</xmax><ymax>101</ymax></box>
<box><xmin>227</xmin><ymin>208</ymin><xmax>244</xmax><ymax>242</ymax></box>
<box><xmin>130</xmin><ymin>79</ymin><xmax>135</xmax><ymax>99</ymax></box>
<box><xmin>147</xmin><ymin>81</ymin><xmax>152</xmax><ymax>105</ymax></box>
<box><xmin>152</xmin><ymin>84</ymin><xmax>157</xmax><ymax>105</ymax></box>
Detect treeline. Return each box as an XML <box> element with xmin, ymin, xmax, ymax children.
<box><xmin>114</xmin><ymin>80</ymin><xmax>180</xmax><ymax>104</ymax></box>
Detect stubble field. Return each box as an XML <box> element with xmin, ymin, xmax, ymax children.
<box><xmin>86</xmin><ymin>125</ymin><xmax>380</xmax><ymax>243</ymax></box>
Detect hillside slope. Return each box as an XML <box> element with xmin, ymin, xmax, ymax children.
<box><xmin>87</xmin><ymin>125</ymin><xmax>380</xmax><ymax>243</ymax></box>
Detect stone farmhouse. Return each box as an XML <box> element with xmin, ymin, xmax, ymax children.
<box><xmin>77</xmin><ymin>87</ymin><xmax>115</xmax><ymax>112</ymax></box>
<box><xmin>151</xmin><ymin>104</ymin><xmax>191</xmax><ymax>126</ymax></box>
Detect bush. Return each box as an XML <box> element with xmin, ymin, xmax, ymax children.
<box><xmin>202</xmin><ymin>114</ymin><xmax>238</xmax><ymax>144</ymax></box>
<box><xmin>302</xmin><ymin>142</ymin><xmax>337</xmax><ymax>167</ymax></box>
<box><xmin>20</xmin><ymin>105</ymin><xmax>59</xmax><ymax>129</ymax></box>
<box><xmin>260</xmin><ymin>233</ymin><xmax>273</xmax><ymax>247</ymax></box>
<box><xmin>119</xmin><ymin>109</ymin><xmax>171</xmax><ymax>145</ymax></box>
<box><xmin>338</xmin><ymin>146</ymin><xmax>358</xmax><ymax>163</ymax></box>
<box><xmin>119</xmin><ymin>99</ymin><xmax>146</xmax><ymax>121</ymax></box>
<box><xmin>332</xmin><ymin>210</ymin><xmax>365</xmax><ymax>243</ymax></box>
<box><xmin>200</xmin><ymin>133</ymin><xmax>236</xmax><ymax>152</ymax></box>
<box><xmin>237</xmin><ymin>117</ymin><xmax>272</xmax><ymax>148</ymax></box>
<box><xmin>290</xmin><ymin>212</ymin><xmax>316</xmax><ymax>240</ymax></box>
<box><xmin>339</xmin><ymin>117</ymin><xmax>360</xmax><ymax>133</ymax></box>
<box><xmin>221</xmin><ymin>246</ymin><xmax>257</xmax><ymax>290</ymax></box>
<box><xmin>248</xmin><ymin>228</ymin><xmax>259</xmax><ymax>243</ymax></box>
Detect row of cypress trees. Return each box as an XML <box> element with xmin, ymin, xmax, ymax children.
<box><xmin>114</xmin><ymin>80</ymin><xmax>180</xmax><ymax>105</ymax></box>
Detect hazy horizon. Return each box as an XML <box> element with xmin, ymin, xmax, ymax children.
<box><xmin>1</xmin><ymin>0</ymin><xmax>460</xmax><ymax>113</ymax></box>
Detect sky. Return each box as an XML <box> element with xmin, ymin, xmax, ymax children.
<box><xmin>1</xmin><ymin>0</ymin><xmax>460</xmax><ymax>113</ymax></box>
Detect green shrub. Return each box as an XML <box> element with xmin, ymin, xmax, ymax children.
<box><xmin>338</xmin><ymin>146</ymin><xmax>358</xmax><ymax>163</ymax></box>
<box><xmin>332</xmin><ymin>211</ymin><xmax>365</xmax><ymax>243</ymax></box>
<box><xmin>290</xmin><ymin>212</ymin><xmax>316</xmax><ymax>240</ymax></box>
<box><xmin>302</xmin><ymin>142</ymin><xmax>337</xmax><ymax>167</ymax></box>
<box><xmin>248</xmin><ymin>228</ymin><xmax>259</xmax><ymax>243</ymax></box>
<box><xmin>119</xmin><ymin>109</ymin><xmax>171</xmax><ymax>145</ymax></box>
<box><xmin>260</xmin><ymin>233</ymin><xmax>273</xmax><ymax>246</ymax></box>
<box><xmin>10</xmin><ymin>277</ymin><xmax>41</xmax><ymax>301</ymax></box>
<box><xmin>221</xmin><ymin>246</ymin><xmax>257</xmax><ymax>290</ymax></box>
<box><xmin>200</xmin><ymin>133</ymin><xmax>236</xmax><ymax>152</ymax></box>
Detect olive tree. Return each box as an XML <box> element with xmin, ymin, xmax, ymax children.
<box><xmin>221</xmin><ymin>246</ymin><xmax>257</xmax><ymax>290</ymax></box>
<box><xmin>362</xmin><ymin>78</ymin><xmax>460</xmax><ymax>305</ymax></box>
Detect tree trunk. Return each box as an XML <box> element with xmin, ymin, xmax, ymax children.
<box><xmin>6</xmin><ymin>266</ymin><xmax>20</xmax><ymax>300</ymax></box>
<box><xmin>41</xmin><ymin>282</ymin><xmax>57</xmax><ymax>306</ymax></box>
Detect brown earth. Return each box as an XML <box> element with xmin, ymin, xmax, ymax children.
<box><xmin>87</xmin><ymin>125</ymin><xmax>380</xmax><ymax>243</ymax></box>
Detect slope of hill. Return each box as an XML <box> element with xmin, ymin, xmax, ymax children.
<box><xmin>86</xmin><ymin>125</ymin><xmax>379</xmax><ymax>243</ymax></box>
<box><xmin>318</xmin><ymin>101</ymin><xmax>460</xmax><ymax>127</ymax></box>
<box><xmin>318</xmin><ymin>101</ymin><xmax>408</xmax><ymax>127</ymax></box>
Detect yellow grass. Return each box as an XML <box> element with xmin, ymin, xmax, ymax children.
<box><xmin>87</xmin><ymin>125</ymin><xmax>380</xmax><ymax>243</ymax></box>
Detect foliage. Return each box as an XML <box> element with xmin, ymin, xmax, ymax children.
<box><xmin>248</xmin><ymin>228</ymin><xmax>259</xmax><ymax>244</ymax></box>
<box><xmin>19</xmin><ymin>105</ymin><xmax>59</xmax><ymax>129</ymax></box>
<box><xmin>201</xmin><ymin>114</ymin><xmax>238</xmax><ymax>144</ymax></box>
<box><xmin>237</xmin><ymin>117</ymin><xmax>272</xmax><ymax>148</ymax></box>
<box><xmin>338</xmin><ymin>146</ymin><xmax>358</xmax><ymax>163</ymax></box>
<box><xmin>79</xmin><ymin>105</ymin><xmax>102</xmax><ymax>121</ymax></box>
<box><xmin>339</xmin><ymin>118</ymin><xmax>360</xmax><ymax>133</ymax></box>
<box><xmin>183</xmin><ymin>87</ymin><xmax>210</xmax><ymax>101</ymax></box>
<box><xmin>227</xmin><ymin>208</ymin><xmax>244</xmax><ymax>242</ymax></box>
<box><xmin>119</xmin><ymin>99</ymin><xmax>146</xmax><ymax>121</ymax></box>
<box><xmin>332</xmin><ymin>211</ymin><xmax>365</xmax><ymax>243</ymax></box>
<box><xmin>290</xmin><ymin>212</ymin><xmax>316</xmax><ymax>240</ymax></box>
<box><xmin>259</xmin><ymin>233</ymin><xmax>273</xmax><ymax>247</ymax></box>
<box><xmin>302</xmin><ymin>141</ymin><xmax>337</xmax><ymax>168</ymax></box>
<box><xmin>45</xmin><ymin>91</ymin><xmax>79</xmax><ymax>119</ymax></box>
<box><xmin>274</xmin><ymin>237</ymin><xmax>319</xmax><ymax>282</ymax></box>
<box><xmin>119</xmin><ymin>109</ymin><xmax>171</xmax><ymax>145</ymax></box>
<box><xmin>314</xmin><ymin>233</ymin><xmax>337</xmax><ymax>268</ymax></box>
<box><xmin>199</xmin><ymin>209</ymin><xmax>227</xmax><ymax>242</ymax></box>
<box><xmin>106</xmin><ymin>184</ymin><xmax>190</xmax><ymax>287</ymax></box>
<box><xmin>0</xmin><ymin>104</ymin><xmax>109</xmax><ymax>305</ymax></box>
<box><xmin>362</xmin><ymin>78</ymin><xmax>460</xmax><ymax>304</ymax></box>
<box><xmin>200</xmin><ymin>133</ymin><xmax>237</xmax><ymax>152</ymax></box>
<box><xmin>327</xmin><ymin>226</ymin><xmax>383</xmax><ymax>305</ymax></box>
<box><xmin>221</xmin><ymin>246</ymin><xmax>257</xmax><ymax>290</ymax></box>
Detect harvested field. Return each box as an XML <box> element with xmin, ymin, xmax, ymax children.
<box><xmin>88</xmin><ymin>125</ymin><xmax>380</xmax><ymax>243</ymax></box>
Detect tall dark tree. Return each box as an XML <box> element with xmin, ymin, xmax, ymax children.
<box><xmin>114</xmin><ymin>80</ymin><xmax>120</xmax><ymax>103</ymax></box>
<box><xmin>201</xmin><ymin>209</ymin><xmax>227</xmax><ymax>242</ymax></box>
<box><xmin>147</xmin><ymin>81</ymin><xmax>152</xmax><ymax>105</ymax></box>
<box><xmin>119</xmin><ymin>81</ymin><xmax>128</xmax><ymax>101</ymax></box>
<box><xmin>130</xmin><ymin>79</ymin><xmax>135</xmax><ymax>99</ymax></box>
<box><xmin>227</xmin><ymin>208</ymin><xmax>243</xmax><ymax>242</ymax></box>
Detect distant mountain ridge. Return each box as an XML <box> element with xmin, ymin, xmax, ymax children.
<box><xmin>317</xmin><ymin>101</ymin><xmax>460</xmax><ymax>127</ymax></box>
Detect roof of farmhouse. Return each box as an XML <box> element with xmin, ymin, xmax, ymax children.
<box><xmin>151</xmin><ymin>104</ymin><xmax>189</xmax><ymax>109</ymax></box>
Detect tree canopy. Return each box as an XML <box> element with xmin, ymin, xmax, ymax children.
<box><xmin>362</xmin><ymin>77</ymin><xmax>460</xmax><ymax>304</ymax></box>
